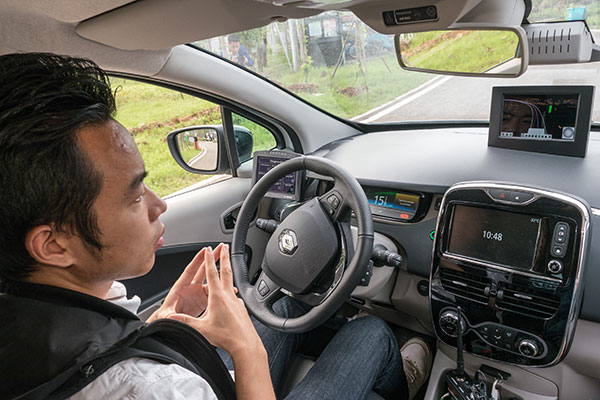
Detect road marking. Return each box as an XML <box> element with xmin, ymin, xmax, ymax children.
<box><xmin>351</xmin><ymin>75</ymin><xmax>444</xmax><ymax>121</ymax></box>
<box><xmin>356</xmin><ymin>75</ymin><xmax>453</xmax><ymax>123</ymax></box>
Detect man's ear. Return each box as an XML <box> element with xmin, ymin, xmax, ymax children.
<box><xmin>24</xmin><ymin>225</ymin><xmax>76</xmax><ymax>268</ymax></box>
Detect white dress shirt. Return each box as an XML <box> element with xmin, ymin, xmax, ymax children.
<box><xmin>69</xmin><ymin>282</ymin><xmax>219</xmax><ymax>399</ymax></box>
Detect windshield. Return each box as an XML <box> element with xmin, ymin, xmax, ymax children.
<box><xmin>194</xmin><ymin>2</ymin><xmax>600</xmax><ymax>124</ymax></box>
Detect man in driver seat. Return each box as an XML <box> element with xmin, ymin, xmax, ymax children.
<box><xmin>0</xmin><ymin>53</ymin><xmax>431</xmax><ymax>400</ymax></box>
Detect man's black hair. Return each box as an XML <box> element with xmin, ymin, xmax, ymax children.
<box><xmin>227</xmin><ymin>33</ymin><xmax>240</xmax><ymax>43</ymax></box>
<box><xmin>0</xmin><ymin>52</ymin><xmax>116</xmax><ymax>287</ymax></box>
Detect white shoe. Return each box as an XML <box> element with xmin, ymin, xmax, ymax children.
<box><xmin>400</xmin><ymin>337</ymin><xmax>432</xmax><ymax>399</ymax></box>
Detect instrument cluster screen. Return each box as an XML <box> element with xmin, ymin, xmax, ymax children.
<box><xmin>365</xmin><ymin>188</ymin><xmax>420</xmax><ymax>221</ymax></box>
<box><xmin>447</xmin><ymin>205</ymin><xmax>541</xmax><ymax>270</ymax></box>
<box><xmin>500</xmin><ymin>93</ymin><xmax>579</xmax><ymax>141</ymax></box>
<box><xmin>253</xmin><ymin>153</ymin><xmax>301</xmax><ymax>200</ymax></box>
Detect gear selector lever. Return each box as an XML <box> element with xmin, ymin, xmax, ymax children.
<box><xmin>444</xmin><ymin>307</ymin><xmax>486</xmax><ymax>400</ymax></box>
<box><xmin>443</xmin><ymin>307</ymin><xmax>508</xmax><ymax>400</ymax></box>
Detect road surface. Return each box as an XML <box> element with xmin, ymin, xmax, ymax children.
<box><xmin>188</xmin><ymin>141</ymin><xmax>218</xmax><ymax>170</ymax></box>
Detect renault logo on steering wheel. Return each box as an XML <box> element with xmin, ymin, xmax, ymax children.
<box><xmin>278</xmin><ymin>229</ymin><xmax>298</xmax><ymax>255</ymax></box>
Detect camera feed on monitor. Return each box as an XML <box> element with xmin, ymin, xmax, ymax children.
<box><xmin>501</xmin><ymin>94</ymin><xmax>578</xmax><ymax>141</ymax></box>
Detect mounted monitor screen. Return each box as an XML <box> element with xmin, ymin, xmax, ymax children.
<box><xmin>501</xmin><ymin>94</ymin><xmax>578</xmax><ymax>141</ymax></box>
<box><xmin>252</xmin><ymin>150</ymin><xmax>302</xmax><ymax>200</ymax></box>
<box><xmin>488</xmin><ymin>86</ymin><xmax>594</xmax><ymax>157</ymax></box>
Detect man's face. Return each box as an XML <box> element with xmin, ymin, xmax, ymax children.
<box><xmin>228</xmin><ymin>41</ymin><xmax>240</xmax><ymax>55</ymax></box>
<box><xmin>502</xmin><ymin>101</ymin><xmax>533</xmax><ymax>135</ymax></box>
<box><xmin>75</xmin><ymin>120</ymin><xmax>167</xmax><ymax>282</ymax></box>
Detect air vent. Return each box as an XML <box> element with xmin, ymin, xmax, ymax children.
<box><xmin>497</xmin><ymin>282</ymin><xmax>561</xmax><ymax>319</ymax></box>
<box><xmin>524</xmin><ymin>21</ymin><xmax>593</xmax><ymax>64</ymax></box>
<box><xmin>439</xmin><ymin>268</ymin><xmax>490</xmax><ymax>305</ymax></box>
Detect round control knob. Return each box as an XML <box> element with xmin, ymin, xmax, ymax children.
<box><xmin>547</xmin><ymin>260</ymin><xmax>563</xmax><ymax>274</ymax></box>
<box><xmin>439</xmin><ymin>309</ymin><xmax>467</xmax><ymax>337</ymax></box>
<box><xmin>562</xmin><ymin>127</ymin><xmax>575</xmax><ymax>139</ymax></box>
<box><xmin>518</xmin><ymin>339</ymin><xmax>539</xmax><ymax>357</ymax></box>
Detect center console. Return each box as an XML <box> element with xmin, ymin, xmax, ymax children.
<box><xmin>431</xmin><ymin>182</ymin><xmax>590</xmax><ymax>367</ymax></box>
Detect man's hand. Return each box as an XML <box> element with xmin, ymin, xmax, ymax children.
<box><xmin>167</xmin><ymin>244</ymin><xmax>261</xmax><ymax>356</ymax></box>
<box><xmin>147</xmin><ymin>248</ymin><xmax>211</xmax><ymax>322</ymax></box>
<box><xmin>167</xmin><ymin>244</ymin><xmax>275</xmax><ymax>400</ymax></box>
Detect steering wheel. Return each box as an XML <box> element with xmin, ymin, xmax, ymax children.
<box><xmin>231</xmin><ymin>156</ymin><xmax>373</xmax><ymax>333</ymax></box>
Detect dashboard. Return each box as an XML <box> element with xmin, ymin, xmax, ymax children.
<box><xmin>316</xmin><ymin>127</ymin><xmax>600</xmax><ymax>320</ymax></box>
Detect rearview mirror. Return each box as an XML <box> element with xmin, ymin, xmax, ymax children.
<box><xmin>395</xmin><ymin>27</ymin><xmax>528</xmax><ymax>77</ymax></box>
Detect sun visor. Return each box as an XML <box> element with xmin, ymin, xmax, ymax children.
<box><xmin>351</xmin><ymin>0</ymin><xmax>526</xmax><ymax>35</ymax></box>
<box><xmin>76</xmin><ymin>0</ymin><xmax>320</xmax><ymax>51</ymax></box>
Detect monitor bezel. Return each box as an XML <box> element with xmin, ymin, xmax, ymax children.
<box><xmin>488</xmin><ymin>85</ymin><xmax>594</xmax><ymax>158</ymax></box>
<box><xmin>252</xmin><ymin>150</ymin><xmax>302</xmax><ymax>201</ymax></box>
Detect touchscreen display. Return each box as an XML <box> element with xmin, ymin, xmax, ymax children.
<box><xmin>447</xmin><ymin>205</ymin><xmax>541</xmax><ymax>269</ymax></box>
<box><xmin>255</xmin><ymin>155</ymin><xmax>298</xmax><ymax>197</ymax></box>
<box><xmin>500</xmin><ymin>94</ymin><xmax>579</xmax><ymax>141</ymax></box>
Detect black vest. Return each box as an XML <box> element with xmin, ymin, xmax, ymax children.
<box><xmin>0</xmin><ymin>282</ymin><xmax>236</xmax><ymax>399</ymax></box>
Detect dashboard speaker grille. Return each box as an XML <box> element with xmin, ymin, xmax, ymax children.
<box><xmin>439</xmin><ymin>268</ymin><xmax>490</xmax><ymax>305</ymax></box>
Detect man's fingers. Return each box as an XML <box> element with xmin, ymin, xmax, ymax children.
<box><xmin>212</xmin><ymin>243</ymin><xmax>225</xmax><ymax>260</ymax></box>
<box><xmin>203</xmin><ymin>247</ymin><xmax>221</xmax><ymax>290</ymax></box>
<box><xmin>178</xmin><ymin>248</ymin><xmax>206</xmax><ymax>285</ymax></box>
<box><xmin>167</xmin><ymin>313</ymin><xmax>195</xmax><ymax>326</ymax></box>
<box><xmin>218</xmin><ymin>244</ymin><xmax>235</xmax><ymax>292</ymax></box>
<box><xmin>191</xmin><ymin>257</ymin><xmax>207</xmax><ymax>285</ymax></box>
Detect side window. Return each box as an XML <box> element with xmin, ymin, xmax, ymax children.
<box><xmin>112</xmin><ymin>78</ymin><xmax>224</xmax><ymax>197</ymax></box>
<box><xmin>232</xmin><ymin>113</ymin><xmax>278</xmax><ymax>163</ymax></box>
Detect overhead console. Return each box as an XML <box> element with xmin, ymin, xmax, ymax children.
<box><xmin>431</xmin><ymin>182</ymin><xmax>590</xmax><ymax>366</ymax></box>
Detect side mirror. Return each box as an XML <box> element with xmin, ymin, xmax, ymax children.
<box><xmin>167</xmin><ymin>125</ymin><xmax>228</xmax><ymax>173</ymax></box>
<box><xmin>395</xmin><ymin>27</ymin><xmax>528</xmax><ymax>77</ymax></box>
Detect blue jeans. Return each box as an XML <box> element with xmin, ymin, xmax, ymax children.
<box><xmin>218</xmin><ymin>297</ymin><xmax>408</xmax><ymax>400</ymax></box>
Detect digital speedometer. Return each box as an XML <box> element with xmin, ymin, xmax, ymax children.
<box><xmin>364</xmin><ymin>188</ymin><xmax>422</xmax><ymax>221</ymax></box>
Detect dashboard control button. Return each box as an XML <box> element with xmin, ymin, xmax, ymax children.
<box><xmin>509</xmin><ymin>191</ymin><xmax>534</xmax><ymax>203</ymax></box>
<box><xmin>518</xmin><ymin>339</ymin><xmax>539</xmax><ymax>357</ymax></box>
<box><xmin>551</xmin><ymin>245</ymin><xmax>565</xmax><ymax>258</ymax></box>
<box><xmin>258</xmin><ymin>280</ymin><xmax>270</xmax><ymax>296</ymax></box>
<box><xmin>552</xmin><ymin>222</ymin><xmax>569</xmax><ymax>249</ymax></box>
<box><xmin>492</xmin><ymin>327</ymin><xmax>503</xmax><ymax>340</ymax></box>
<box><xmin>327</xmin><ymin>193</ymin><xmax>340</xmax><ymax>209</ymax></box>
<box><xmin>547</xmin><ymin>260</ymin><xmax>564</xmax><ymax>274</ymax></box>
<box><xmin>488</xmin><ymin>189</ymin><xmax>511</xmax><ymax>201</ymax></box>
<box><xmin>417</xmin><ymin>280</ymin><xmax>429</xmax><ymax>296</ymax></box>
